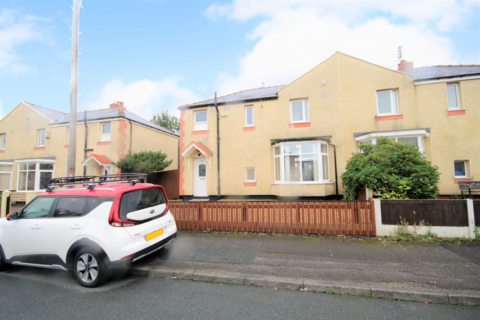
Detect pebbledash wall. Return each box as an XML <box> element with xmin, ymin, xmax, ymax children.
<box><xmin>0</xmin><ymin>101</ymin><xmax>179</xmax><ymax>194</ymax></box>
<box><xmin>178</xmin><ymin>52</ymin><xmax>479</xmax><ymax>200</ymax></box>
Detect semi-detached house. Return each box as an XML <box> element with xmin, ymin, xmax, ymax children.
<box><xmin>178</xmin><ymin>52</ymin><xmax>479</xmax><ymax>200</ymax></box>
<box><xmin>0</xmin><ymin>101</ymin><xmax>179</xmax><ymax>195</ymax></box>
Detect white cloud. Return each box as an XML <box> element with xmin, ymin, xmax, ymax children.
<box><xmin>206</xmin><ymin>1</ymin><xmax>479</xmax><ymax>95</ymax></box>
<box><xmin>0</xmin><ymin>9</ymin><xmax>50</xmax><ymax>75</ymax></box>
<box><xmin>81</xmin><ymin>77</ymin><xmax>202</xmax><ymax>119</ymax></box>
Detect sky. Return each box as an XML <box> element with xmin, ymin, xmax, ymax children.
<box><xmin>0</xmin><ymin>0</ymin><xmax>479</xmax><ymax>120</ymax></box>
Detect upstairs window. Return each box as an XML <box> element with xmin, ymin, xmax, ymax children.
<box><xmin>194</xmin><ymin>110</ymin><xmax>208</xmax><ymax>131</ymax></box>
<box><xmin>290</xmin><ymin>99</ymin><xmax>309</xmax><ymax>123</ymax></box>
<box><xmin>454</xmin><ymin>160</ymin><xmax>468</xmax><ymax>177</ymax></box>
<box><xmin>37</xmin><ymin>129</ymin><xmax>46</xmax><ymax>147</ymax></box>
<box><xmin>0</xmin><ymin>133</ymin><xmax>5</xmax><ymax>150</ymax></box>
<box><xmin>446</xmin><ymin>83</ymin><xmax>460</xmax><ymax>110</ymax></box>
<box><xmin>101</xmin><ymin>122</ymin><xmax>111</xmax><ymax>142</ymax></box>
<box><xmin>245</xmin><ymin>106</ymin><xmax>254</xmax><ymax>127</ymax></box>
<box><xmin>377</xmin><ymin>89</ymin><xmax>398</xmax><ymax>115</ymax></box>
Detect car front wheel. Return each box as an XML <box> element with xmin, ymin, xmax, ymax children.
<box><xmin>73</xmin><ymin>249</ymin><xmax>110</xmax><ymax>287</ymax></box>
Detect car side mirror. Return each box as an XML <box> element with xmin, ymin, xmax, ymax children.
<box><xmin>7</xmin><ymin>212</ymin><xmax>19</xmax><ymax>221</ymax></box>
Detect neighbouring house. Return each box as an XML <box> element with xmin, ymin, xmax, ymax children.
<box><xmin>0</xmin><ymin>101</ymin><xmax>179</xmax><ymax>194</ymax></box>
<box><xmin>178</xmin><ymin>52</ymin><xmax>479</xmax><ymax>200</ymax></box>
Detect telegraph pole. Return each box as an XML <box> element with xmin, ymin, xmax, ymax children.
<box><xmin>67</xmin><ymin>0</ymin><xmax>82</xmax><ymax>176</ymax></box>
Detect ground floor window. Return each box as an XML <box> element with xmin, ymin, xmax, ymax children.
<box><xmin>17</xmin><ymin>162</ymin><xmax>54</xmax><ymax>191</ymax></box>
<box><xmin>358</xmin><ymin>136</ymin><xmax>425</xmax><ymax>154</ymax></box>
<box><xmin>274</xmin><ymin>141</ymin><xmax>329</xmax><ymax>183</ymax></box>
<box><xmin>454</xmin><ymin>160</ymin><xmax>469</xmax><ymax>177</ymax></box>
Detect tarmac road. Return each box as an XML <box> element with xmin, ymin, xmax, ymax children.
<box><xmin>0</xmin><ymin>267</ymin><xmax>479</xmax><ymax>320</ymax></box>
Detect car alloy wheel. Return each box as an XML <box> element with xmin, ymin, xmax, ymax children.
<box><xmin>76</xmin><ymin>253</ymin><xmax>99</xmax><ymax>284</ymax></box>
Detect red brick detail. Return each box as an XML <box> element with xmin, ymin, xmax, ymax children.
<box><xmin>192</xmin><ymin>130</ymin><xmax>208</xmax><ymax>135</ymax></box>
<box><xmin>243</xmin><ymin>127</ymin><xmax>255</xmax><ymax>132</ymax></box>
<box><xmin>0</xmin><ymin>150</ymin><xmax>4</xmax><ymax>154</ymax></box>
<box><xmin>447</xmin><ymin>110</ymin><xmax>466</xmax><ymax>116</ymax></box>
<box><xmin>454</xmin><ymin>178</ymin><xmax>473</xmax><ymax>184</ymax></box>
<box><xmin>64</xmin><ymin>145</ymin><xmax>69</xmax><ymax>149</ymax></box>
<box><xmin>180</xmin><ymin>111</ymin><xmax>186</xmax><ymax>196</ymax></box>
<box><xmin>34</xmin><ymin>147</ymin><xmax>45</xmax><ymax>151</ymax></box>
<box><xmin>97</xmin><ymin>141</ymin><xmax>112</xmax><ymax>146</ymax></box>
<box><xmin>244</xmin><ymin>182</ymin><xmax>257</xmax><ymax>187</ymax></box>
<box><xmin>289</xmin><ymin>122</ymin><xmax>311</xmax><ymax>128</ymax></box>
<box><xmin>376</xmin><ymin>115</ymin><xmax>403</xmax><ymax>121</ymax></box>
<box><xmin>117</xmin><ymin>120</ymin><xmax>128</xmax><ymax>159</ymax></box>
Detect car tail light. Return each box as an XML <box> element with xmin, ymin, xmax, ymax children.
<box><xmin>110</xmin><ymin>221</ymin><xmax>137</xmax><ymax>227</ymax></box>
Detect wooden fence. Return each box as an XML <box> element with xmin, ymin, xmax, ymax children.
<box><xmin>170</xmin><ymin>200</ymin><xmax>376</xmax><ymax>236</ymax></box>
<box><xmin>381</xmin><ymin>200</ymin><xmax>468</xmax><ymax>226</ymax></box>
<box><xmin>147</xmin><ymin>169</ymin><xmax>180</xmax><ymax>199</ymax></box>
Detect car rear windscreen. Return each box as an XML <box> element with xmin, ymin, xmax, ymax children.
<box><xmin>119</xmin><ymin>188</ymin><xmax>166</xmax><ymax>220</ymax></box>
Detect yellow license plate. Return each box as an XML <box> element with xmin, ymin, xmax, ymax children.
<box><xmin>146</xmin><ymin>228</ymin><xmax>164</xmax><ymax>241</ymax></box>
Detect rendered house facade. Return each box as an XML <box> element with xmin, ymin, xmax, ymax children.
<box><xmin>0</xmin><ymin>101</ymin><xmax>179</xmax><ymax>193</ymax></box>
<box><xmin>179</xmin><ymin>52</ymin><xmax>479</xmax><ymax>200</ymax></box>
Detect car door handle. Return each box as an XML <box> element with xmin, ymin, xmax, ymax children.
<box><xmin>71</xmin><ymin>224</ymin><xmax>82</xmax><ymax>229</ymax></box>
<box><xmin>32</xmin><ymin>224</ymin><xmax>41</xmax><ymax>229</ymax></box>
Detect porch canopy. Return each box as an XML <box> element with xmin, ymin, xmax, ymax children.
<box><xmin>181</xmin><ymin>141</ymin><xmax>213</xmax><ymax>168</ymax></box>
<box><xmin>82</xmin><ymin>154</ymin><xmax>113</xmax><ymax>175</ymax></box>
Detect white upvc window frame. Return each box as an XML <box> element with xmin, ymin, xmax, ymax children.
<box><xmin>356</xmin><ymin>130</ymin><xmax>429</xmax><ymax>155</ymax></box>
<box><xmin>16</xmin><ymin>161</ymin><xmax>55</xmax><ymax>192</ymax></box>
<box><xmin>0</xmin><ymin>133</ymin><xmax>5</xmax><ymax>150</ymax></box>
<box><xmin>37</xmin><ymin>129</ymin><xmax>46</xmax><ymax>147</ymax></box>
<box><xmin>446</xmin><ymin>83</ymin><xmax>461</xmax><ymax>110</ymax></box>
<box><xmin>376</xmin><ymin>89</ymin><xmax>399</xmax><ymax>116</ymax></box>
<box><xmin>245</xmin><ymin>105</ymin><xmax>254</xmax><ymax>127</ymax></box>
<box><xmin>101</xmin><ymin>122</ymin><xmax>111</xmax><ymax>142</ymax></box>
<box><xmin>454</xmin><ymin>160</ymin><xmax>469</xmax><ymax>178</ymax></box>
<box><xmin>245</xmin><ymin>167</ymin><xmax>256</xmax><ymax>182</ymax></box>
<box><xmin>0</xmin><ymin>162</ymin><xmax>13</xmax><ymax>190</ymax></box>
<box><xmin>194</xmin><ymin>110</ymin><xmax>208</xmax><ymax>131</ymax></box>
<box><xmin>290</xmin><ymin>99</ymin><xmax>309</xmax><ymax>123</ymax></box>
<box><xmin>273</xmin><ymin>141</ymin><xmax>330</xmax><ymax>184</ymax></box>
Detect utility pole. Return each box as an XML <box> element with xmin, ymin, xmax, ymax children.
<box><xmin>67</xmin><ymin>0</ymin><xmax>82</xmax><ymax>176</ymax></box>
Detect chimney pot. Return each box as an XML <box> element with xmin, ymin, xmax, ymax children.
<box><xmin>398</xmin><ymin>60</ymin><xmax>414</xmax><ymax>71</ymax></box>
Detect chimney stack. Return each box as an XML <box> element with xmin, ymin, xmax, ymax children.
<box><xmin>398</xmin><ymin>60</ymin><xmax>414</xmax><ymax>72</ymax></box>
<box><xmin>109</xmin><ymin>101</ymin><xmax>126</xmax><ymax>116</ymax></box>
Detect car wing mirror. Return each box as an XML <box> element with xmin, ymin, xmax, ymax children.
<box><xmin>7</xmin><ymin>212</ymin><xmax>19</xmax><ymax>221</ymax></box>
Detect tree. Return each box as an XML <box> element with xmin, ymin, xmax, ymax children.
<box><xmin>114</xmin><ymin>151</ymin><xmax>173</xmax><ymax>174</ymax></box>
<box><xmin>151</xmin><ymin>110</ymin><xmax>180</xmax><ymax>134</ymax></box>
<box><xmin>341</xmin><ymin>137</ymin><xmax>440</xmax><ymax>200</ymax></box>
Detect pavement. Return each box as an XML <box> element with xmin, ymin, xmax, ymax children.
<box><xmin>130</xmin><ymin>231</ymin><xmax>480</xmax><ymax>305</ymax></box>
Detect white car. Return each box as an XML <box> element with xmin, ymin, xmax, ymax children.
<box><xmin>0</xmin><ymin>174</ymin><xmax>177</xmax><ymax>287</ymax></box>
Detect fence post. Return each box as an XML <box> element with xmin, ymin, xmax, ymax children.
<box><xmin>1</xmin><ymin>190</ymin><xmax>12</xmax><ymax>218</ymax></box>
<box><xmin>374</xmin><ymin>199</ymin><xmax>383</xmax><ymax>237</ymax></box>
<box><xmin>466</xmin><ymin>199</ymin><xmax>475</xmax><ymax>239</ymax></box>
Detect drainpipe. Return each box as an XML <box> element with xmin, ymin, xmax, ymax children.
<box><xmin>214</xmin><ymin>92</ymin><xmax>221</xmax><ymax>199</ymax></box>
<box><xmin>328</xmin><ymin>142</ymin><xmax>339</xmax><ymax>198</ymax></box>
<box><xmin>83</xmin><ymin>110</ymin><xmax>87</xmax><ymax>175</ymax></box>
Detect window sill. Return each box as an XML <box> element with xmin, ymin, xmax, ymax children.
<box><xmin>243</xmin><ymin>126</ymin><xmax>255</xmax><ymax>132</ymax></box>
<box><xmin>289</xmin><ymin>122</ymin><xmax>311</xmax><ymax>128</ymax></box>
<box><xmin>447</xmin><ymin>109</ymin><xmax>466</xmax><ymax>116</ymax></box>
<box><xmin>454</xmin><ymin>177</ymin><xmax>473</xmax><ymax>184</ymax></box>
<box><xmin>271</xmin><ymin>182</ymin><xmax>335</xmax><ymax>185</ymax></box>
<box><xmin>34</xmin><ymin>146</ymin><xmax>45</xmax><ymax>151</ymax></box>
<box><xmin>244</xmin><ymin>182</ymin><xmax>257</xmax><ymax>187</ymax></box>
<box><xmin>97</xmin><ymin>141</ymin><xmax>111</xmax><ymax>145</ymax></box>
<box><xmin>64</xmin><ymin>144</ymin><xmax>69</xmax><ymax>149</ymax></box>
<box><xmin>0</xmin><ymin>150</ymin><xmax>4</xmax><ymax>154</ymax></box>
<box><xmin>192</xmin><ymin>130</ymin><xmax>208</xmax><ymax>135</ymax></box>
<box><xmin>376</xmin><ymin>114</ymin><xmax>403</xmax><ymax>121</ymax></box>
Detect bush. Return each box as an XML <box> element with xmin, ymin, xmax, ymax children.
<box><xmin>342</xmin><ymin>137</ymin><xmax>440</xmax><ymax>200</ymax></box>
<box><xmin>114</xmin><ymin>151</ymin><xmax>173</xmax><ymax>174</ymax></box>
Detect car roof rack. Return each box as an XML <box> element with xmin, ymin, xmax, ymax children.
<box><xmin>46</xmin><ymin>173</ymin><xmax>147</xmax><ymax>191</ymax></box>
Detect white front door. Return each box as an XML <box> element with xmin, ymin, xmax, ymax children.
<box><xmin>194</xmin><ymin>158</ymin><xmax>208</xmax><ymax>197</ymax></box>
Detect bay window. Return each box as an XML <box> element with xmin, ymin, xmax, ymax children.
<box><xmin>274</xmin><ymin>141</ymin><xmax>329</xmax><ymax>183</ymax></box>
<box><xmin>17</xmin><ymin>162</ymin><xmax>55</xmax><ymax>191</ymax></box>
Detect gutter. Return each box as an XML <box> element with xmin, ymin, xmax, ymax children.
<box><xmin>178</xmin><ymin>96</ymin><xmax>279</xmax><ymax>111</ymax></box>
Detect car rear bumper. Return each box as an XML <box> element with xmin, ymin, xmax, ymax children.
<box><xmin>109</xmin><ymin>232</ymin><xmax>177</xmax><ymax>270</ymax></box>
